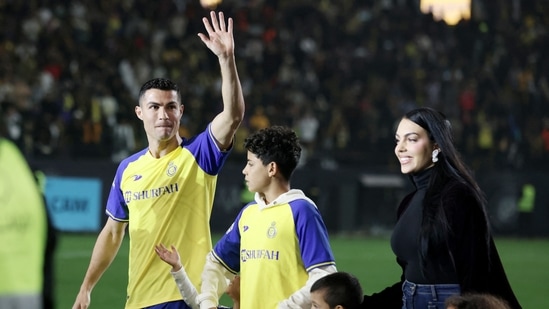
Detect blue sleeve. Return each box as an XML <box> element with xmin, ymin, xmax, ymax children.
<box><xmin>104</xmin><ymin>150</ymin><xmax>146</xmax><ymax>221</ymax></box>
<box><xmin>212</xmin><ymin>207</ymin><xmax>246</xmax><ymax>273</ymax></box>
<box><xmin>291</xmin><ymin>200</ymin><xmax>335</xmax><ymax>271</ymax></box>
<box><xmin>184</xmin><ymin>123</ymin><xmax>232</xmax><ymax>175</ymax></box>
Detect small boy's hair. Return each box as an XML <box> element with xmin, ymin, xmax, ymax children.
<box><xmin>310</xmin><ymin>272</ymin><xmax>363</xmax><ymax>309</ymax></box>
<box><xmin>445</xmin><ymin>293</ymin><xmax>511</xmax><ymax>309</ymax></box>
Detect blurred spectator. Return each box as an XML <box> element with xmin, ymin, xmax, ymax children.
<box><xmin>248</xmin><ymin>105</ymin><xmax>270</xmax><ymax>132</ymax></box>
<box><xmin>0</xmin><ymin>0</ymin><xmax>547</xmax><ymax>170</ymax></box>
<box><xmin>295</xmin><ymin>107</ymin><xmax>319</xmax><ymax>164</ymax></box>
<box><xmin>111</xmin><ymin>112</ymin><xmax>136</xmax><ymax>163</ymax></box>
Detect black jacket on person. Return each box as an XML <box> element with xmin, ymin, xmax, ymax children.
<box><xmin>360</xmin><ymin>180</ymin><xmax>522</xmax><ymax>309</ymax></box>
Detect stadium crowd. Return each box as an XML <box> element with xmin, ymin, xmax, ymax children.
<box><xmin>1</xmin><ymin>0</ymin><xmax>548</xmax><ymax>171</ymax></box>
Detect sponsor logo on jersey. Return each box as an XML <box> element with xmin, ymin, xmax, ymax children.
<box><xmin>124</xmin><ymin>183</ymin><xmax>179</xmax><ymax>203</ymax></box>
<box><xmin>240</xmin><ymin>248</ymin><xmax>280</xmax><ymax>262</ymax></box>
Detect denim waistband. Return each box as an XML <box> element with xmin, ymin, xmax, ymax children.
<box><xmin>403</xmin><ymin>280</ymin><xmax>460</xmax><ymax>291</ymax></box>
<box><xmin>402</xmin><ymin>280</ymin><xmax>461</xmax><ymax>308</ymax></box>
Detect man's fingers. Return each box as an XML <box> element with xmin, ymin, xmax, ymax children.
<box><xmin>227</xmin><ymin>17</ymin><xmax>233</xmax><ymax>34</ymax></box>
<box><xmin>218</xmin><ymin>11</ymin><xmax>226</xmax><ymax>31</ymax></box>
<box><xmin>210</xmin><ymin>11</ymin><xmax>220</xmax><ymax>32</ymax></box>
<box><xmin>202</xmin><ymin>17</ymin><xmax>214</xmax><ymax>36</ymax></box>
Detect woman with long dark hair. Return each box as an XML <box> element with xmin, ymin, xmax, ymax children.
<box><xmin>361</xmin><ymin>107</ymin><xmax>521</xmax><ymax>309</ymax></box>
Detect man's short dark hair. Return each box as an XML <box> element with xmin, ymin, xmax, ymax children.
<box><xmin>138</xmin><ymin>78</ymin><xmax>181</xmax><ymax>104</ymax></box>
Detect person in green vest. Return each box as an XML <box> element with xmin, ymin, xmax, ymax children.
<box><xmin>0</xmin><ymin>137</ymin><xmax>55</xmax><ymax>308</ymax></box>
<box><xmin>517</xmin><ymin>183</ymin><xmax>536</xmax><ymax>237</ymax></box>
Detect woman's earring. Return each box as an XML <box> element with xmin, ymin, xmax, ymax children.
<box><xmin>432</xmin><ymin>149</ymin><xmax>439</xmax><ymax>163</ymax></box>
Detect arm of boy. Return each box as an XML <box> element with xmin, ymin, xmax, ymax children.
<box><xmin>225</xmin><ymin>275</ymin><xmax>240</xmax><ymax>309</ymax></box>
<box><xmin>278</xmin><ymin>265</ymin><xmax>337</xmax><ymax>308</ymax></box>
<box><xmin>198</xmin><ymin>252</ymin><xmax>235</xmax><ymax>309</ymax></box>
<box><xmin>155</xmin><ymin>244</ymin><xmax>200</xmax><ymax>309</ymax></box>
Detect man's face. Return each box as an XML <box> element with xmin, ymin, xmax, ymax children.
<box><xmin>135</xmin><ymin>89</ymin><xmax>183</xmax><ymax>142</ymax></box>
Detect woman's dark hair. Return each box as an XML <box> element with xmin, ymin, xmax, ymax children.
<box><xmin>403</xmin><ymin>107</ymin><xmax>490</xmax><ymax>278</ymax></box>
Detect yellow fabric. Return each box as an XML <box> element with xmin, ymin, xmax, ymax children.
<box><xmin>122</xmin><ymin>147</ymin><xmax>217</xmax><ymax>308</ymax></box>
<box><xmin>238</xmin><ymin>204</ymin><xmax>308</xmax><ymax>309</ymax></box>
<box><xmin>0</xmin><ymin>139</ymin><xmax>46</xmax><ymax>294</ymax></box>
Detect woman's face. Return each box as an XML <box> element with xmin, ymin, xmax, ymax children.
<box><xmin>394</xmin><ymin>118</ymin><xmax>436</xmax><ymax>174</ymax></box>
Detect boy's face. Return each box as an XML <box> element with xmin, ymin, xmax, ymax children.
<box><xmin>242</xmin><ymin>151</ymin><xmax>271</xmax><ymax>194</ymax></box>
<box><xmin>310</xmin><ymin>290</ymin><xmax>342</xmax><ymax>309</ymax></box>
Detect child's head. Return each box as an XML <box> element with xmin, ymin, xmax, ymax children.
<box><xmin>243</xmin><ymin>126</ymin><xmax>301</xmax><ymax>183</ymax></box>
<box><xmin>310</xmin><ymin>272</ymin><xmax>363</xmax><ymax>309</ymax></box>
<box><xmin>445</xmin><ymin>293</ymin><xmax>511</xmax><ymax>309</ymax></box>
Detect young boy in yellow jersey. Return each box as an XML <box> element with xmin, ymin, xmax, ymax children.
<box><xmin>197</xmin><ymin>126</ymin><xmax>337</xmax><ymax>309</ymax></box>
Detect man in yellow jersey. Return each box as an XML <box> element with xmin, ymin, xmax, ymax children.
<box><xmin>198</xmin><ymin>126</ymin><xmax>337</xmax><ymax>309</ymax></box>
<box><xmin>0</xmin><ymin>137</ymin><xmax>50</xmax><ymax>309</ymax></box>
<box><xmin>71</xmin><ymin>10</ymin><xmax>245</xmax><ymax>309</ymax></box>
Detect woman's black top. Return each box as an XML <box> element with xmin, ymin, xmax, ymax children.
<box><xmin>360</xmin><ymin>169</ymin><xmax>522</xmax><ymax>309</ymax></box>
<box><xmin>390</xmin><ymin>168</ymin><xmax>458</xmax><ymax>284</ymax></box>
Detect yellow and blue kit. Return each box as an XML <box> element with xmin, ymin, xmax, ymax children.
<box><xmin>212</xmin><ymin>189</ymin><xmax>335</xmax><ymax>309</ymax></box>
<box><xmin>106</xmin><ymin>124</ymin><xmax>230</xmax><ymax>309</ymax></box>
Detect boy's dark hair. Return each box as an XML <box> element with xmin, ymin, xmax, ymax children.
<box><xmin>445</xmin><ymin>293</ymin><xmax>511</xmax><ymax>309</ymax></box>
<box><xmin>310</xmin><ymin>272</ymin><xmax>363</xmax><ymax>309</ymax></box>
<box><xmin>243</xmin><ymin>126</ymin><xmax>301</xmax><ymax>181</ymax></box>
<box><xmin>138</xmin><ymin>78</ymin><xmax>181</xmax><ymax>104</ymax></box>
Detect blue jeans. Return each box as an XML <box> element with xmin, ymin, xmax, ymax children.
<box><xmin>401</xmin><ymin>280</ymin><xmax>461</xmax><ymax>309</ymax></box>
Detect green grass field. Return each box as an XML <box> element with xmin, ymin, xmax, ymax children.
<box><xmin>56</xmin><ymin>234</ymin><xmax>549</xmax><ymax>309</ymax></box>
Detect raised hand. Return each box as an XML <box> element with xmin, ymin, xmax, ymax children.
<box><xmin>198</xmin><ymin>11</ymin><xmax>234</xmax><ymax>59</ymax></box>
<box><xmin>154</xmin><ymin>244</ymin><xmax>182</xmax><ymax>272</ymax></box>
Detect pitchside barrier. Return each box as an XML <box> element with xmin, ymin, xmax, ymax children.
<box><xmin>30</xmin><ymin>159</ymin><xmax>549</xmax><ymax>237</ymax></box>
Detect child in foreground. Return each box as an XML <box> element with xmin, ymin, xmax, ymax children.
<box><xmin>445</xmin><ymin>293</ymin><xmax>511</xmax><ymax>309</ymax></box>
<box><xmin>154</xmin><ymin>244</ymin><xmax>239</xmax><ymax>309</ymax></box>
<box><xmin>310</xmin><ymin>272</ymin><xmax>363</xmax><ymax>309</ymax></box>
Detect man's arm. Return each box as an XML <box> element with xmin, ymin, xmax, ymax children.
<box><xmin>198</xmin><ymin>11</ymin><xmax>245</xmax><ymax>150</ymax></box>
<box><xmin>197</xmin><ymin>252</ymin><xmax>235</xmax><ymax>309</ymax></box>
<box><xmin>72</xmin><ymin>218</ymin><xmax>127</xmax><ymax>309</ymax></box>
<box><xmin>278</xmin><ymin>265</ymin><xmax>337</xmax><ymax>309</ymax></box>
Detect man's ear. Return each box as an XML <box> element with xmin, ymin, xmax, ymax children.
<box><xmin>334</xmin><ymin>305</ymin><xmax>344</xmax><ymax>309</ymax></box>
<box><xmin>135</xmin><ymin>105</ymin><xmax>143</xmax><ymax>120</ymax></box>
